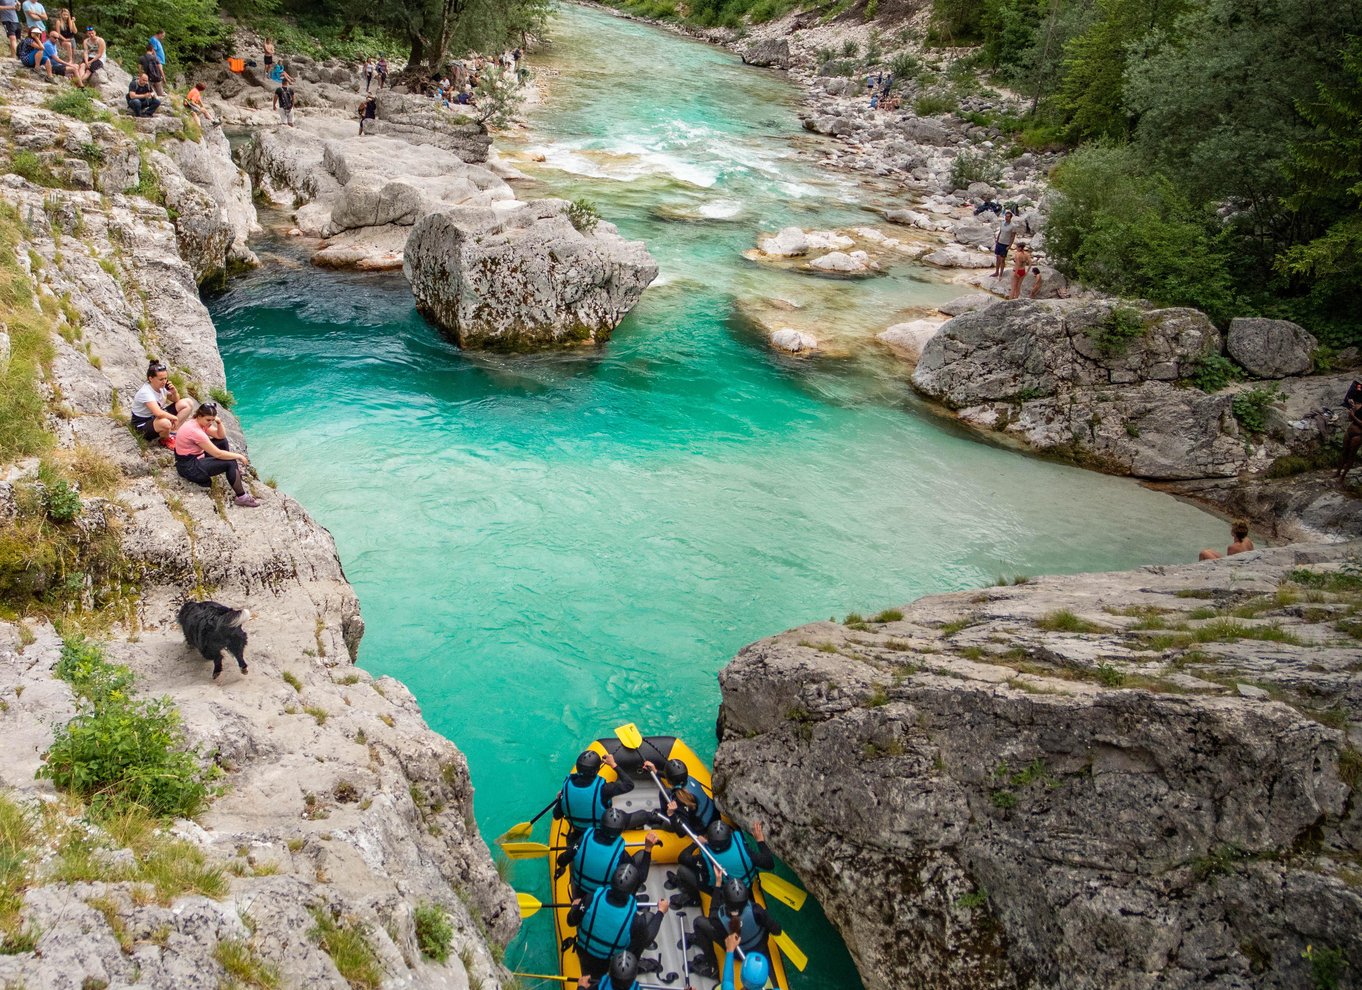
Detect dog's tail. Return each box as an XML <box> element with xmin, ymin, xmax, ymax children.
<box><xmin>228</xmin><ymin>608</ymin><xmax>252</xmax><ymax>628</ymax></box>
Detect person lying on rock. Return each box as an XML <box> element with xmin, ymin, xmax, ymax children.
<box><xmin>668</xmin><ymin>819</ymin><xmax>774</xmax><ymax>908</ymax></box>
<box><xmin>687</xmin><ymin>877</ymin><xmax>780</xmax><ymax>981</ymax></box>
<box><xmin>1199</xmin><ymin>519</ymin><xmax>1254</xmax><ymax>560</ymax></box>
<box><xmin>172</xmin><ymin>401</ymin><xmax>260</xmax><ymax>508</ymax></box>
<box><xmin>567</xmin><ymin>862</ymin><xmax>670</xmax><ymax>980</ymax></box>
<box><xmin>131</xmin><ymin>360</ymin><xmax>190</xmax><ymax>447</ymax></box>
<box><xmin>126</xmin><ymin>72</ymin><xmax>159</xmax><ymax>116</ymax></box>
<box><xmin>1338</xmin><ymin>397</ymin><xmax>1362</xmax><ymax>483</ymax></box>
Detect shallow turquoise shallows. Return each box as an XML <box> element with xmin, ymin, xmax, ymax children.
<box><xmin>212</xmin><ymin>5</ymin><xmax>1226</xmax><ymax>984</ymax></box>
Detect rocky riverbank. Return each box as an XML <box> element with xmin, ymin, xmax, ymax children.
<box><xmin>0</xmin><ymin>54</ymin><xmax>516</xmax><ymax>989</ymax></box>
<box><xmin>715</xmin><ymin>541</ymin><xmax>1362</xmax><ymax>990</ymax></box>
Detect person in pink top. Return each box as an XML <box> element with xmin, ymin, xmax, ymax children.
<box><xmin>172</xmin><ymin>401</ymin><xmax>259</xmax><ymax>507</ymax></box>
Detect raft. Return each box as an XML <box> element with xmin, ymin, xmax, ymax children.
<box><xmin>549</xmin><ymin>734</ymin><xmax>791</xmax><ymax>990</ymax></box>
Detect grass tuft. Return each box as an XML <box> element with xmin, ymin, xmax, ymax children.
<box><xmin>215</xmin><ymin>938</ymin><xmax>281</xmax><ymax>989</ymax></box>
<box><xmin>310</xmin><ymin>909</ymin><xmax>383</xmax><ymax>989</ymax></box>
<box><xmin>1034</xmin><ymin>610</ymin><xmax>1108</xmax><ymax>634</ymax></box>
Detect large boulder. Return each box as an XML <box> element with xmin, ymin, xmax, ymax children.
<box><xmin>403</xmin><ymin>199</ymin><xmax>658</xmax><ymax>351</ymax></box>
<box><xmin>741</xmin><ymin>38</ymin><xmax>790</xmax><ymax>69</ymax></box>
<box><xmin>1226</xmin><ymin>317</ymin><xmax>1318</xmax><ymax>378</ymax></box>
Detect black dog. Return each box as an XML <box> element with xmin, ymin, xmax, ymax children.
<box><xmin>177</xmin><ymin>601</ymin><xmax>250</xmax><ymax>679</ymax></box>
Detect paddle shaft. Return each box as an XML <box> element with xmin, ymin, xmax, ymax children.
<box><xmin>648</xmin><ymin>769</ymin><xmax>727</xmax><ymax>879</ymax></box>
<box><xmin>528</xmin><ymin>793</ymin><xmax>559</xmax><ymax>828</ymax></box>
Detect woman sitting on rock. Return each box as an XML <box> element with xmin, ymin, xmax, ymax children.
<box><xmin>1199</xmin><ymin>519</ymin><xmax>1254</xmax><ymax>561</ymax></box>
<box><xmin>172</xmin><ymin>401</ymin><xmax>259</xmax><ymax>507</ymax></box>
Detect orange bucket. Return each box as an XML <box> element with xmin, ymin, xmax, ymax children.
<box><xmin>227</xmin><ymin>57</ymin><xmax>244</xmax><ymax>72</ymax></box>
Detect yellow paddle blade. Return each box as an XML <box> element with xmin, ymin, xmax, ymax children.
<box><xmin>759</xmin><ymin>871</ymin><xmax>808</xmax><ymax>911</ymax></box>
<box><xmin>773</xmin><ymin>930</ymin><xmax>808</xmax><ymax>972</ymax></box>
<box><xmin>499</xmin><ymin>841</ymin><xmax>552</xmax><ymax>859</ymax></box>
<box><xmin>499</xmin><ymin>821</ymin><xmax>534</xmax><ymax>842</ymax></box>
<box><xmin>516</xmin><ymin>892</ymin><xmax>544</xmax><ymax>918</ymax></box>
<box><xmin>510</xmin><ymin>974</ymin><xmax>576</xmax><ymax>984</ymax></box>
<box><xmin>615</xmin><ymin>722</ymin><xmax>644</xmax><ymax>749</ymax></box>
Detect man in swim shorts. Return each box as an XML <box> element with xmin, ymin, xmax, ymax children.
<box><xmin>993</xmin><ymin>209</ymin><xmax>1019</xmax><ymax>279</ymax></box>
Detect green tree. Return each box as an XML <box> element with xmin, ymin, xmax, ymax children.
<box><xmin>77</xmin><ymin>0</ymin><xmax>232</xmax><ymax>71</ymax></box>
<box><xmin>1275</xmin><ymin>39</ymin><xmax>1362</xmax><ymax>345</ymax></box>
<box><xmin>1046</xmin><ymin>143</ymin><xmax>1236</xmax><ymax>320</ymax></box>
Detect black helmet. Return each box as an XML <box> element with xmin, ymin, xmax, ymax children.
<box><xmin>577</xmin><ymin>750</ymin><xmax>601</xmax><ymax>777</ymax></box>
<box><xmin>665</xmin><ymin>758</ymin><xmax>688</xmax><ymax>785</ymax></box>
<box><xmin>721</xmin><ymin>877</ymin><xmax>749</xmax><ymax>910</ymax></box>
<box><xmin>609</xmin><ymin>950</ymin><xmax>640</xmax><ymax>986</ymax></box>
<box><xmin>610</xmin><ymin>861</ymin><xmax>642</xmax><ymax>896</ymax></box>
<box><xmin>599</xmin><ymin>808</ymin><xmax>628</xmax><ymax>838</ymax></box>
<box><xmin>706</xmin><ymin>820</ymin><xmax>732</xmax><ymax>851</ymax></box>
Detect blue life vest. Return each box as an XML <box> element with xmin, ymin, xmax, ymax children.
<box><xmin>677</xmin><ymin>778</ymin><xmax>718</xmax><ymax>829</ymax></box>
<box><xmin>571</xmin><ymin>828</ymin><xmax>625</xmax><ymax>898</ymax></box>
<box><xmin>704</xmin><ymin>836</ymin><xmax>756</xmax><ymax>887</ymax></box>
<box><xmin>715</xmin><ymin>900</ymin><xmax>764</xmax><ymax>955</ymax></box>
<box><xmin>561</xmin><ymin>774</ymin><xmax>607</xmax><ymax>830</ymax></box>
<box><xmin>576</xmin><ymin>887</ymin><xmax>635</xmax><ymax>961</ymax></box>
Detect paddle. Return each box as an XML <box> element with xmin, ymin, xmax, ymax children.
<box><xmin>615</xmin><ymin>722</ymin><xmax>644</xmax><ymax>750</ymax></box>
<box><xmin>517</xmin><ymin>892</ymin><xmax>658</xmax><ymax>919</ymax></box>
<box><xmin>757</xmin><ymin>872</ymin><xmax>807</xmax><ymax>912</ymax></box>
<box><xmin>502</xmin><ymin>840</ymin><xmax>652</xmax><ymax>861</ymax></box>
<box><xmin>772</xmin><ymin>929</ymin><xmax>808</xmax><ymax>972</ymax></box>
<box><xmin>510</xmin><ymin>976</ymin><xmax>683</xmax><ymax>990</ymax></box>
<box><xmin>501</xmin><ymin>793</ymin><xmax>561</xmax><ymax>842</ymax></box>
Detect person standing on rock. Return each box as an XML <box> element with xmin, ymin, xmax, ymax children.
<box><xmin>1199</xmin><ymin>519</ymin><xmax>1255</xmax><ymax>560</ymax></box>
<box><xmin>992</xmin><ymin>209</ymin><xmax>1019</xmax><ymax>279</ymax></box>
<box><xmin>358</xmin><ymin>93</ymin><xmax>376</xmax><ymax>134</ymax></box>
<box><xmin>262</xmin><ymin>36</ymin><xmax>274</xmax><ymax>71</ymax></box>
<box><xmin>361</xmin><ymin>56</ymin><xmax>374</xmax><ymax>91</ymax></box>
<box><xmin>147</xmin><ymin>30</ymin><xmax>167</xmax><ymax>93</ymax></box>
<box><xmin>0</xmin><ymin>0</ymin><xmax>20</xmax><ymax>57</ymax></box>
<box><xmin>273</xmin><ymin>78</ymin><xmax>295</xmax><ymax>127</ymax></box>
<box><xmin>1336</xmin><ymin>397</ymin><xmax>1362</xmax><ymax>483</ymax></box>
<box><xmin>19</xmin><ymin>0</ymin><xmax>44</xmax><ymax>36</ymax></box>
<box><xmin>138</xmin><ymin>42</ymin><xmax>164</xmax><ymax>97</ymax></box>
<box><xmin>375</xmin><ymin>55</ymin><xmax>388</xmax><ymax>89</ymax></box>
<box><xmin>1009</xmin><ymin>242</ymin><xmax>1043</xmax><ymax>299</ymax></box>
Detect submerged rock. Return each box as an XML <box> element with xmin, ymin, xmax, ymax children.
<box><xmin>770</xmin><ymin>328</ymin><xmax>818</xmax><ymax>353</ymax></box>
<box><xmin>716</xmin><ymin>542</ymin><xmax>1362</xmax><ymax>990</ymax></box>
<box><xmin>403</xmin><ymin>199</ymin><xmax>658</xmax><ymax>351</ymax></box>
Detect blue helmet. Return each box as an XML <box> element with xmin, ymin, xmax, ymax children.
<box><xmin>741</xmin><ymin>952</ymin><xmax>770</xmax><ymax>987</ymax></box>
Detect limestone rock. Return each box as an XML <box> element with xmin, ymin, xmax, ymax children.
<box><xmin>878</xmin><ymin>319</ymin><xmax>945</xmax><ymax>362</ymax></box>
<box><xmin>770</xmin><ymin>328</ymin><xmax>817</xmax><ymax>353</ymax></box>
<box><xmin>809</xmin><ymin>250</ymin><xmax>873</xmax><ymax>273</ymax></box>
<box><xmin>716</xmin><ymin>542</ymin><xmax>1362</xmax><ymax>990</ymax></box>
<box><xmin>1226</xmin><ymin>317</ymin><xmax>1318</xmax><ymax>379</ymax></box>
<box><xmin>403</xmin><ymin>200</ymin><xmax>658</xmax><ymax>351</ymax></box>
<box><xmin>165</xmin><ymin>125</ymin><xmax>261</xmax><ymax>266</ymax></box>
<box><xmin>760</xmin><ymin>227</ymin><xmax>809</xmax><ymax>257</ymax></box>
<box><xmin>741</xmin><ymin>38</ymin><xmax>790</xmax><ymax>69</ymax></box>
<box><xmin>938</xmin><ymin>293</ymin><xmax>996</xmax><ymax>317</ymax></box>
<box><xmin>922</xmin><ymin>246</ymin><xmax>993</xmax><ymax>269</ymax></box>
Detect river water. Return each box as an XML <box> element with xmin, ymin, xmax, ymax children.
<box><xmin>211</xmin><ymin>5</ymin><xmax>1225</xmax><ymax>984</ymax></box>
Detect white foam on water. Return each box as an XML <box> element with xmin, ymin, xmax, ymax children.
<box><xmin>697</xmin><ymin>199</ymin><xmax>743</xmax><ymax>219</ymax></box>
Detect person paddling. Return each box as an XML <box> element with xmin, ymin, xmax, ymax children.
<box><xmin>556</xmin><ymin>808</ymin><xmax>663</xmax><ymax>901</ymax></box>
<box><xmin>687</xmin><ymin>878</ymin><xmax>781</xmax><ymax>981</ymax></box>
<box><xmin>659</xmin><ymin>757</ymin><xmax>719</xmax><ymax>835</ymax></box>
<box><xmin>567</xmin><ymin>862</ymin><xmax>670</xmax><ymax>980</ymax></box>
<box><xmin>669</xmin><ymin>819</ymin><xmax>773</xmax><ymax>908</ymax></box>
<box><xmin>555</xmin><ymin>750</ymin><xmax>666</xmax><ymax>834</ymax></box>
<box><xmin>720</xmin><ymin>932</ymin><xmax>771</xmax><ymax>990</ymax></box>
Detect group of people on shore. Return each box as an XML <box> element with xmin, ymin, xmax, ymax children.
<box><xmin>977</xmin><ymin>200</ymin><xmax>1043</xmax><ymax>299</ymax></box>
<box><xmin>865</xmin><ymin>70</ymin><xmax>898</xmax><ymax>110</ymax></box>
<box><xmin>5</xmin><ymin>0</ymin><xmax>107</xmax><ymax>88</ymax></box>
<box><xmin>131</xmin><ymin>360</ymin><xmax>259</xmax><ymax>508</ymax></box>
<box><xmin>553</xmin><ymin>750</ymin><xmax>779</xmax><ymax>989</ymax></box>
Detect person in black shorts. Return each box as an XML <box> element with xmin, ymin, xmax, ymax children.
<box><xmin>130</xmin><ymin>360</ymin><xmax>190</xmax><ymax>445</ymax></box>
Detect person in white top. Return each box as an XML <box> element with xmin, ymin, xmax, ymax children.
<box><xmin>130</xmin><ymin>359</ymin><xmax>191</xmax><ymax>447</ymax></box>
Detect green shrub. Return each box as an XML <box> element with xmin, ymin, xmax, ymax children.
<box><xmin>889</xmin><ymin>51</ymin><xmax>920</xmax><ymax>80</ymax></box>
<box><xmin>914</xmin><ymin>90</ymin><xmax>956</xmax><ymax>116</ymax></box>
<box><xmin>1185</xmin><ymin>354</ymin><xmax>1240</xmax><ymax>393</ymax></box>
<box><xmin>42</xmin><ymin>479</ymin><xmax>82</xmax><ymax>523</ymax></box>
<box><xmin>10</xmin><ymin>151</ymin><xmax>58</xmax><ymax>188</ymax></box>
<box><xmin>413</xmin><ymin>903</ymin><xmax>452</xmax><ymax>963</ymax></box>
<box><xmin>40</xmin><ymin>637</ymin><xmax>214</xmax><ymax>818</ymax></box>
<box><xmin>566</xmin><ymin>198</ymin><xmax>601</xmax><ymax>235</ymax></box>
<box><xmin>841</xmin><ymin>39</ymin><xmax>860</xmax><ymax>58</ymax></box>
<box><xmin>817</xmin><ymin>58</ymin><xmax>860</xmax><ymax>77</ymax></box>
<box><xmin>948</xmin><ymin>149</ymin><xmax>1004</xmax><ymax>190</ymax></box>
<box><xmin>45</xmin><ymin>89</ymin><xmax>108</xmax><ymax>123</ymax></box>
<box><xmin>1231</xmin><ymin>386</ymin><xmax>1282</xmax><ymax>435</ymax></box>
<box><xmin>209</xmin><ymin>387</ymin><xmax>236</xmax><ymax>409</ymax></box>
<box><xmin>1087</xmin><ymin>306</ymin><xmax>1146</xmax><ymax>357</ymax></box>
<box><xmin>310</xmin><ymin>910</ymin><xmax>382</xmax><ymax>989</ymax></box>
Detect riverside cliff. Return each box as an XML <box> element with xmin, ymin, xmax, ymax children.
<box><xmin>0</xmin><ymin>57</ymin><xmax>516</xmax><ymax>988</ymax></box>
<box><xmin>715</xmin><ymin>543</ymin><xmax>1362</xmax><ymax>989</ymax></box>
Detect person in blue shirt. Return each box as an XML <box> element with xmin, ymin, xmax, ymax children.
<box><xmin>146</xmin><ymin>30</ymin><xmax>166</xmax><ymax>95</ymax></box>
<box><xmin>148</xmin><ymin>29</ymin><xmax>165</xmax><ymax>65</ymax></box>
<box><xmin>720</xmin><ymin>932</ymin><xmax>770</xmax><ymax>989</ymax></box>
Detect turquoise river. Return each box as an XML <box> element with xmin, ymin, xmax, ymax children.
<box><xmin>211</xmin><ymin>5</ymin><xmax>1226</xmax><ymax>985</ymax></box>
